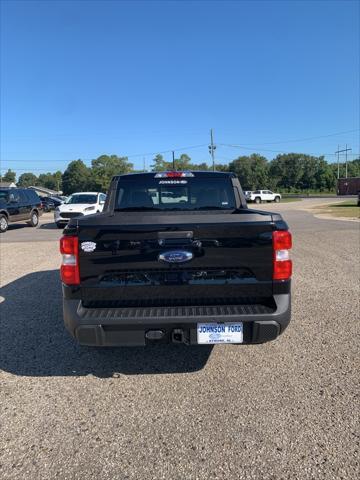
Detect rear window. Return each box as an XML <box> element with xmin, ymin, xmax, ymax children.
<box><xmin>116</xmin><ymin>176</ymin><xmax>236</xmax><ymax>211</ymax></box>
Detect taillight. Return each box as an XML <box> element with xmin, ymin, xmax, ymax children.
<box><xmin>60</xmin><ymin>235</ymin><xmax>80</xmax><ymax>285</ymax></box>
<box><xmin>273</xmin><ymin>230</ymin><xmax>292</xmax><ymax>280</ymax></box>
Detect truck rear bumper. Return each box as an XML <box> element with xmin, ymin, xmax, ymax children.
<box><xmin>63</xmin><ymin>294</ymin><xmax>291</xmax><ymax>346</ymax></box>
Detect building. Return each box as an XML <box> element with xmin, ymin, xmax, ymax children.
<box><xmin>28</xmin><ymin>185</ymin><xmax>63</xmax><ymax>197</ymax></box>
<box><xmin>0</xmin><ymin>181</ymin><xmax>17</xmax><ymax>188</ymax></box>
<box><xmin>337</xmin><ymin>177</ymin><xmax>360</xmax><ymax>195</ymax></box>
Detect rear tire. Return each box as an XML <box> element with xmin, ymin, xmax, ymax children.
<box><xmin>28</xmin><ymin>210</ymin><xmax>39</xmax><ymax>227</ymax></box>
<box><xmin>0</xmin><ymin>214</ymin><xmax>8</xmax><ymax>233</ymax></box>
<box><xmin>255</xmin><ymin>197</ymin><xmax>261</xmax><ymax>204</ymax></box>
<box><xmin>274</xmin><ymin>196</ymin><xmax>280</xmax><ymax>203</ymax></box>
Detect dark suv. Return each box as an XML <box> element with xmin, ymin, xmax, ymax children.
<box><xmin>0</xmin><ymin>188</ymin><xmax>43</xmax><ymax>233</ymax></box>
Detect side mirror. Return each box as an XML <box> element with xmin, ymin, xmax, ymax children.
<box><xmin>99</xmin><ymin>200</ymin><xmax>105</xmax><ymax>205</ymax></box>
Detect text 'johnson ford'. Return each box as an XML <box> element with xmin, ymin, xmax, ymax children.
<box><xmin>60</xmin><ymin>171</ymin><xmax>292</xmax><ymax>346</ymax></box>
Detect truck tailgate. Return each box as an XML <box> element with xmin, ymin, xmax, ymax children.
<box><xmin>75</xmin><ymin>212</ymin><xmax>275</xmax><ymax>306</ymax></box>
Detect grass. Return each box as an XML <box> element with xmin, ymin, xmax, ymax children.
<box><xmin>315</xmin><ymin>200</ymin><xmax>360</xmax><ymax>218</ymax></box>
<box><xmin>281</xmin><ymin>191</ymin><xmax>337</xmax><ymax>196</ymax></box>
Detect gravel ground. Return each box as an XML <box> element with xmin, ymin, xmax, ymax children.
<box><xmin>0</xmin><ymin>202</ymin><xmax>359</xmax><ymax>479</ymax></box>
<box><xmin>0</xmin><ymin>213</ymin><xmax>60</xmax><ymax>243</ymax></box>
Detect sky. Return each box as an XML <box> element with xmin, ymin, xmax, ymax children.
<box><xmin>1</xmin><ymin>0</ymin><xmax>359</xmax><ymax>177</ymax></box>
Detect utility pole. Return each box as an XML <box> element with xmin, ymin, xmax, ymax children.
<box><xmin>208</xmin><ymin>128</ymin><xmax>216</xmax><ymax>171</ymax></box>
<box><xmin>345</xmin><ymin>144</ymin><xmax>352</xmax><ymax>178</ymax></box>
<box><xmin>336</xmin><ymin>144</ymin><xmax>340</xmax><ymax>179</ymax></box>
<box><xmin>172</xmin><ymin>151</ymin><xmax>175</xmax><ymax>170</ymax></box>
<box><xmin>335</xmin><ymin>146</ymin><xmax>352</xmax><ymax>178</ymax></box>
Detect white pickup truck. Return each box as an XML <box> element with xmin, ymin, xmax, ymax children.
<box><xmin>246</xmin><ymin>190</ymin><xmax>281</xmax><ymax>204</ymax></box>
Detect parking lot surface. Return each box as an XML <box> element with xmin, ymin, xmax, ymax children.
<box><xmin>0</xmin><ymin>200</ymin><xmax>359</xmax><ymax>479</ymax></box>
<box><xmin>0</xmin><ymin>213</ymin><xmax>61</xmax><ymax>243</ymax></box>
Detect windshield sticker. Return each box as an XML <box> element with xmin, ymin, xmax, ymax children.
<box><xmin>81</xmin><ymin>241</ymin><xmax>97</xmax><ymax>253</ymax></box>
<box><xmin>158</xmin><ymin>180</ymin><xmax>188</xmax><ymax>184</ymax></box>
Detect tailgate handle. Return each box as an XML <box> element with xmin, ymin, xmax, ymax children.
<box><xmin>158</xmin><ymin>231</ymin><xmax>198</xmax><ymax>248</ymax></box>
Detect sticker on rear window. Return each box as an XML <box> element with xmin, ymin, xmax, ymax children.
<box><xmin>158</xmin><ymin>180</ymin><xmax>188</xmax><ymax>184</ymax></box>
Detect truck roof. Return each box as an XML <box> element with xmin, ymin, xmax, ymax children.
<box><xmin>112</xmin><ymin>171</ymin><xmax>236</xmax><ymax>182</ymax></box>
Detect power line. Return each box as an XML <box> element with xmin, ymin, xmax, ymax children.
<box><xmin>223</xmin><ymin>129</ymin><xmax>360</xmax><ymax>146</ymax></box>
<box><xmin>335</xmin><ymin>145</ymin><xmax>353</xmax><ymax>178</ymax></box>
<box><xmin>2</xmin><ymin>149</ymin><xmax>359</xmax><ymax>168</ymax></box>
<box><xmin>3</xmin><ymin>148</ymin><xmax>359</xmax><ymax>163</ymax></box>
<box><xmin>2</xmin><ymin>128</ymin><xmax>359</xmax><ymax>163</ymax></box>
<box><xmin>1</xmin><ymin>159</ymin><xmax>82</xmax><ymax>163</ymax></box>
<box><xmin>126</xmin><ymin>143</ymin><xmax>208</xmax><ymax>158</ymax></box>
<box><xmin>219</xmin><ymin>143</ymin><xmax>290</xmax><ymax>154</ymax></box>
<box><xmin>0</xmin><ymin>143</ymin><xmax>208</xmax><ymax>163</ymax></box>
<box><xmin>2</xmin><ymin>127</ymin><xmax>359</xmax><ymax>163</ymax></box>
<box><xmin>218</xmin><ymin>144</ymin><xmax>359</xmax><ymax>156</ymax></box>
<box><xmin>0</xmin><ymin>168</ymin><xmax>65</xmax><ymax>172</ymax></box>
<box><xmin>1</xmin><ymin>131</ymin><xmax>359</xmax><ymax>166</ymax></box>
<box><xmin>215</xmin><ymin>155</ymin><xmax>235</xmax><ymax>161</ymax></box>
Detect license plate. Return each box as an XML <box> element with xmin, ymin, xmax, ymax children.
<box><xmin>197</xmin><ymin>322</ymin><xmax>243</xmax><ymax>344</ymax></box>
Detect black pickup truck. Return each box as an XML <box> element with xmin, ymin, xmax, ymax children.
<box><xmin>60</xmin><ymin>171</ymin><xmax>292</xmax><ymax>346</ymax></box>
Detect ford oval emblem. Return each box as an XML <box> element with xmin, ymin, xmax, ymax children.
<box><xmin>158</xmin><ymin>250</ymin><xmax>193</xmax><ymax>263</ymax></box>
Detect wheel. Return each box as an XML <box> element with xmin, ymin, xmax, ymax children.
<box><xmin>0</xmin><ymin>214</ymin><xmax>8</xmax><ymax>233</ymax></box>
<box><xmin>56</xmin><ymin>222</ymin><xmax>64</xmax><ymax>229</ymax></box>
<box><xmin>274</xmin><ymin>196</ymin><xmax>280</xmax><ymax>203</ymax></box>
<box><xmin>255</xmin><ymin>197</ymin><xmax>261</xmax><ymax>204</ymax></box>
<box><xmin>28</xmin><ymin>210</ymin><xmax>39</xmax><ymax>227</ymax></box>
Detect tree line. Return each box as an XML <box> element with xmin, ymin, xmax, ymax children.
<box><xmin>1</xmin><ymin>152</ymin><xmax>359</xmax><ymax>195</ymax></box>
